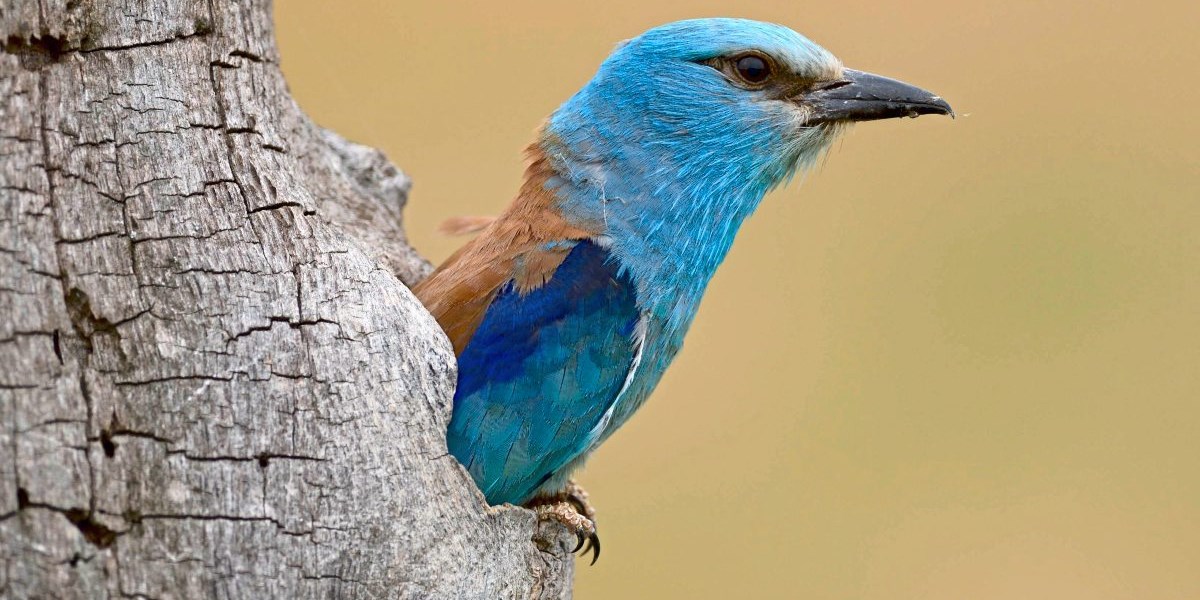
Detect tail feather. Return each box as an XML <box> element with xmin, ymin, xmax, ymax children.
<box><xmin>439</xmin><ymin>215</ymin><xmax>496</xmax><ymax>236</ymax></box>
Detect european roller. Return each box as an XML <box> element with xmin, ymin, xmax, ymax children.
<box><xmin>414</xmin><ymin>18</ymin><xmax>951</xmax><ymax>562</ymax></box>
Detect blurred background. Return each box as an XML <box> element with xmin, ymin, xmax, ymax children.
<box><xmin>276</xmin><ymin>2</ymin><xmax>1199</xmax><ymax>598</ymax></box>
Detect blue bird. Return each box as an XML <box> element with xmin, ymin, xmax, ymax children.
<box><xmin>414</xmin><ymin>18</ymin><xmax>951</xmax><ymax>562</ymax></box>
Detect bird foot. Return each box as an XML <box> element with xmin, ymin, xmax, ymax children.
<box><xmin>528</xmin><ymin>480</ymin><xmax>600</xmax><ymax>564</ymax></box>
<box><xmin>560</xmin><ymin>479</ymin><xmax>596</xmax><ymax>522</ymax></box>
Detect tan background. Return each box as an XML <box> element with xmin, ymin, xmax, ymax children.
<box><xmin>276</xmin><ymin>2</ymin><xmax>1199</xmax><ymax>598</ymax></box>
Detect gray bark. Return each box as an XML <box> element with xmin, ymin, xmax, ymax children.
<box><xmin>0</xmin><ymin>1</ymin><xmax>574</xmax><ymax>598</ymax></box>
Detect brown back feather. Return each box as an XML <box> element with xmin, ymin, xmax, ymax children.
<box><xmin>413</xmin><ymin>144</ymin><xmax>598</xmax><ymax>355</ymax></box>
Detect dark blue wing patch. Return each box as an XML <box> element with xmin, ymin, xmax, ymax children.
<box><xmin>448</xmin><ymin>241</ymin><xmax>639</xmax><ymax>505</ymax></box>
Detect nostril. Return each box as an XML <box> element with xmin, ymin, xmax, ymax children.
<box><xmin>815</xmin><ymin>79</ymin><xmax>852</xmax><ymax>92</ymax></box>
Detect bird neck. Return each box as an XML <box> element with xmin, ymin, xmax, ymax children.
<box><xmin>533</xmin><ymin>135</ymin><xmax>769</xmax><ymax>330</ymax></box>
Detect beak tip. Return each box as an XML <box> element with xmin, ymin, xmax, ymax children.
<box><xmin>931</xmin><ymin>96</ymin><xmax>955</xmax><ymax>119</ymax></box>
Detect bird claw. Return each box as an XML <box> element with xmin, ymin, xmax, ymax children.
<box><xmin>566</xmin><ymin>527</ymin><xmax>601</xmax><ymax>565</ymax></box>
<box><xmin>532</xmin><ymin>501</ymin><xmax>598</xmax><ymax>562</ymax></box>
<box><xmin>529</xmin><ymin>480</ymin><xmax>601</xmax><ymax>564</ymax></box>
<box><xmin>580</xmin><ymin>530</ymin><xmax>601</xmax><ymax>565</ymax></box>
<box><xmin>559</xmin><ymin>479</ymin><xmax>600</xmax><ymax>564</ymax></box>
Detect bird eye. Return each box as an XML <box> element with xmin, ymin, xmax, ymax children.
<box><xmin>733</xmin><ymin>54</ymin><xmax>772</xmax><ymax>85</ymax></box>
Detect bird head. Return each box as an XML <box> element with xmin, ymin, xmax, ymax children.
<box><xmin>540</xmin><ymin>18</ymin><xmax>951</xmax><ymax>299</ymax></box>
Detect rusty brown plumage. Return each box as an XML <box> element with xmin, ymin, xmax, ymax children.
<box><xmin>413</xmin><ymin>142</ymin><xmax>598</xmax><ymax>355</ymax></box>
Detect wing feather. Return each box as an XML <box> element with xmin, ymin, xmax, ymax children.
<box><xmin>447</xmin><ymin>241</ymin><xmax>640</xmax><ymax>504</ymax></box>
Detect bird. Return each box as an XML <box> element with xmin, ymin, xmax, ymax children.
<box><xmin>413</xmin><ymin>18</ymin><xmax>952</xmax><ymax>563</ymax></box>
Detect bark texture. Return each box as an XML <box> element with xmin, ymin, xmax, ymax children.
<box><xmin>0</xmin><ymin>1</ymin><xmax>574</xmax><ymax>598</ymax></box>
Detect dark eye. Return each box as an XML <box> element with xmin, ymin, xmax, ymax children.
<box><xmin>734</xmin><ymin>54</ymin><xmax>772</xmax><ymax>85</ymax></box>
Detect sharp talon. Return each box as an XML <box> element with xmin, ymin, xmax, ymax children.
<box><xmin>574</xmin><ymin>532</ymin><xmax>599</xmax><ymax>565</ymax></box>
<box><xmin>586</xmin><ymin>532</ymin><xmax>601</xmax><ymax>565</ymax></box>
<box><xmin>572</xmin><ymin>532</ymin><xmax>587</xmax><ymax>553</ymax></box>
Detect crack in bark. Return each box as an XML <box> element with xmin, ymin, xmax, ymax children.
<box><xmin>2</xmin><ymin>21</ymin><xmax>213</xmax><ymax>71</ymax></box>
<box><xmin>223</xmin><ymin>316</ymin><xmax>339</xmax><ymax>347</ymax></box>
<box><xmin>2</xmin><ymin>34</ymin><xmax>66</xmax><ymax>70</ymax></box>
<box><xmin>11</xmin><ymin>502</ymin><xmax>121</xmax><ymax>549</ymax></box>
<box><xmin>63</xmin><ymin>287</ymin><xmax>149</xmax><ymax>357</ymax></box>
<box><xmin>79</xmin><ymin>28</ymin><xmax>210</xmax><ymax>55</ymax></box>
<box><xmin>112</xmin><ymin>374</ymin><xmax>233</xmax><ymax>387</ymax></box>
<box><xmin>246</xmin><ymin>201</ymin><xmax>306</xmax><ymax>215</ymax></box>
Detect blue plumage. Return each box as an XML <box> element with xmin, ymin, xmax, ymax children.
<box><xmin>449</xmin><ymin>241</ymin><xmax>640</xmax><ymax>504</ymax></box>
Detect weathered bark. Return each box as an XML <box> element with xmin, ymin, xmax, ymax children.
<box><xmin>0</xmin><ymin>1</ymin><xmax>574</xmax><ymax>598</ymax></box>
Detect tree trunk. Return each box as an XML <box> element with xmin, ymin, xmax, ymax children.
<box><xmin>0</xmin><ymin>1</ymin><xmax>574</xmax><ymax>598</ymax></box>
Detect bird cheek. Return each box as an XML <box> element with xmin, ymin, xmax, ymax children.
<box><xmin>776</xmin><ymin>102</ymin><xmax>816</xmax><ymax>135</ymax></box>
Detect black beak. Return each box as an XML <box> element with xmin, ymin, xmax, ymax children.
<box><xmin>804</xmin><ymin>69</ymin><xmax>953</xmax><ymax>124</ymax></box>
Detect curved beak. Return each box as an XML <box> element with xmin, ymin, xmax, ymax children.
<box><xmin>804</xmin><ymin>69</ymin><xmax>954</xmax><ymax>124</ymax></box>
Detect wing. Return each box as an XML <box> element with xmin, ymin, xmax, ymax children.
<box><xmin>446</xmin><ymin>240</ymin><xmax>640</xmax><ymax>505</ymax></box>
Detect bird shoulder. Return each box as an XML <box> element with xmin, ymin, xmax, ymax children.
<box><xmin>413</xmin><ymin>144</ymin><xmax>599</xmax><ymax>355</ymax></box>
